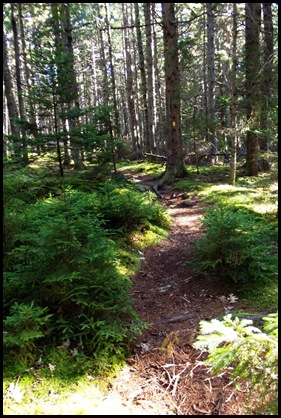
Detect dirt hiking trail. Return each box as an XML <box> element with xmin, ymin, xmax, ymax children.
<box><xmin>98</xmin><ymin>171</ymin><xmax>251</xmax><ymax>415</ymax></box>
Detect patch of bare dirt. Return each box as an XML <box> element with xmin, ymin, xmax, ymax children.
<box><xmin>107</xmin><ymin>171</ymin><xmax>253</xmax><ymax>415</ymax></box>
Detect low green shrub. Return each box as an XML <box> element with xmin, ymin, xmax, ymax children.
<box><xmin>3</xmin><ymin>302</ymin><xmax>52</xmax><ymax>360</ymax></box>
<box><xmin>194</xmin><ymin>312</ymin><xmax>278</xmax><ymax>415</ymax></box>
<box><xmin>99</xmin><ymin>185</ymin><xmax>170</xmax><ymax>232</ymax></box>
<box><xmin>193</xmin><ymin>205</ymin><xmax>277</xmax><ymax>284</ymax></box>
<box><xmin>3</xmin><ymin>189</ymin><xmax>144</xmax><ymax>365</ymax></box>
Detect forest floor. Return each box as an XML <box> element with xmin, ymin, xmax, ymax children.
<box><xmin>96</xmin><ymin>170</ymin><xmax>253</xmax><ymax>415</ymax></box>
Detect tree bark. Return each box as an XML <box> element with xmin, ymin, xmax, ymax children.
<box><xmin>122</xmin><ymin>3</ymin><xmax>139</xmax><ymax>151</ymax></box>
<box><xmin>144</xmin><ymin>3</ymin><xmax>155</xmax><ymax>152</ymax></box>
<box><xmin>18</xmin><ymin>4</ymin><xmax>40</xmax><ymax>155</ymax></box>
<box><xmin>229</xmin><ymin>3</ymin><xmax>238</xmax><ymax>186</ymax></box>
<box><xmin>3</xmin><ymin>29</ymin><xmax>21</xmax><ymax>159</ymax></box>
<box><xmin>161</xmin><ymin>3</ymin><xmax>186</xmax><ymax>182</ymax></box>
<box><xmin>245</xmin><ymin>3</ymin><xmax>261</xmax><ymax>176</ymax></box>
<box><xmin>207</xmin><ymin>3</ymin><xmax>216</xmax><ymax>164</ymax></box>
<box><xmin>11</xmin><ymin>3</ymin><xmax>28</xmax><ymax>164</ymax></box>
<box><xmin>260</xmin><ymin>3</ymin><xmax>273</xmax><ymax>151</ymax></box>
<box><xmin>135</xmin><ymin>3</ymin><xmax>149</xmax><ymax>152</ymax></box>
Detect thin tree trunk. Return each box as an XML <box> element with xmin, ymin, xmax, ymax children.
<box><xmin>260</xmin><ymin>3</ymin><xmax>273</xmax><ymax>151</ymax></box>
<box><xmin>152</xmin><ymin>3</ymin><xmax>165</xmax><ymax>154</ymax></box>
<box><xmin>229</xmin><ymin>3</ymin><xmax>238</xmax><ymax>186</ymax></box>
<box><xmin>18</xmin><ymin>3</ymin><xmax>40</xmax><ymax>155</ymax></box>
<box><xmin>135</xmin><ymin>3</ymin><xmax>149</xmax><ymax>152</ymax></box>
<box><xmin>122</xmin><ymin>3</ymin><xmax>139</xmax><ymax>151</ymax></box>
<box><xmin>207</xmin><ymin>3</ymin><xmax>216</xmax><ymax>164</ymax></box>
<box><xmin>3</xmin><ymin>30</ymin><xmax>21</xmax><ymax>159</ymax></box>
<box><xmin>61</xmin><ymin>3</ymin><xmax>84</xmax><ymax>170</ymax></box>
<box><xmin>245</xmin><ymin>3</ymin><xmax>261</xmax><ymax>176</ymax></box>
<box><xmin>11</xmin><ymin>3</ymin><xmax>28</xmax><ymax>165</ymax></box>
<box><xmin>144</xmin><ymin>3</ymin><xmax>155</xmax><ymax>152</ymax></box>
<box><xmin>105</xmin><ymin>3</ymin><xmax>120</xmax><ymax>136</ymax></box>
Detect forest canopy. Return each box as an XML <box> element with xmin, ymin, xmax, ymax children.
<box><xmin>3</xmin><ymin>3</ymin><xmax>278</xmax><ymax>181</ymax></box>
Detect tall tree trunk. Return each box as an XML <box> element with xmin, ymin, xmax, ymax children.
<box><xmin>245</xmin><ymin>3</ymin><xmax>261</xmax><ymax>176</ymax></box>
<box><xmin>18</xmin><ymin>3</ymin><xmax>40</xmax><ymax>155</ymax></box>
<box><xmin>260</xmin><ymin>3</ymin><xmax>273</xmax><ymax>151</ymax></box>
<box><xmin>144</xmin><ymin>3</ymin><xmax>155</xmax><ymax>152</ymax></box>
<box><xmin>229</xmin><ymin>3</ymin><xmax>238</xmax><ymax>186</ymax></box>
<box><xmin>11</xmin><ymin>3</ymin><xmax>28</xmax><ymax>165</ymax></box>
<box><xmin>61</xmin><ymin>3</ymin><xmax>84</xmax><ymax>170</ymax></box>
<box><xmin>3</xmin><ymin>30</ymin><xmax>21</xmax><ymax>159</ymax></box>
<box><xmin>202</xmin><ymin>10</ymin><xmax>208</xmax><ymax>143</ymax></box>
<box><xmin>122</xmin><ymin>3</ymin><xmax>139</xmax><ymax>151</ymax></box>
<box><xmin>135</xmin><ymin>3</ymin><xmax>149</xmax><ymax>152</ymax></box>
<box><xmin>207</xmin><ymin>3</ymin><xmax>216</xmax><ymax>164</ymax></box>
<box><xmin>105</xmin><ymin>3</ymin><xmax>120</xmax><ymax>136</ymax></box>
<box><xmin>96</xmin><ymin>4</ymin><xmax>109</xmax><ymax>107</ymax></box>
<box><xmin>161</xmin><ymin>3</ymin><xmax>186</xmax><ymax>181</ymax></box>
<box><xmin>152</xmin><ymin>3</ymin><xmax>165</xmax><ymax>155</ymax></box>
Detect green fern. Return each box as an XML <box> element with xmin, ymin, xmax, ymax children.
<box><xmin>194</xmin><ymin>313</ymin><xmax>278</xmax><ymax>414</ymax></box>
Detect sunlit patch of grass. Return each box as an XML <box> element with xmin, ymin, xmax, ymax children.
<box><xmin>3</xmin><ymin>346</ymin><xmax>129</xmax><ymax>415</ymax></box>
<box><xmin>239</xmin><ymin>278</ymin><xmax>278</xmax><ymax>309</ymax></box>
<box><xmin>3</xmin><ymin>375</ymin><xmax>111</xmax><ymax>415</ymax></box>
<box><xmin>130</xmin><ymin>226</ymin><xmax>169</xmax><ymax>251</ymax></box>
<box><xmin>116</xmin><ymin>160</ymin><xmax>164</xmax><ymax>176</ymax></box>
<box><xmin>194</xmin><ymin>183</ymin><xmax>278</xmax><ymax>216</ymax></box>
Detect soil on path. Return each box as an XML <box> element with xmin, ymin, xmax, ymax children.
<box><xmin>105</xmin><ymin>171</ymin><xmax>251</xmax><ymax>415</ymax></box>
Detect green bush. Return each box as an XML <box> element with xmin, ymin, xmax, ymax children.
<box><xmin>193</xmin><ymin>205</ymin><xmax>277</xmax><ymax>284</ymax></box>
<box><xmin>99</xmin><ymin>185</ymin><xmax>170</xmax><ymax>232</ymax></box>
<box><xmin>3</xmin><ymin>302</ymin><xmax>52</xmax><ymax>359</ymax></box>
<box><xmin>3</xmin><ymin>189</ymin><xmax>143</xmax><ymax>363</ymax></box>
<box><xmin>194</xmin><ymin>313</ymin><xmax>278</xmax><ymax>415</ymax></box>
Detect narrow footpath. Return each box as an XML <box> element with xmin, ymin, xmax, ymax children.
<box><xmin>102</xmin><ymin>172</ymin><xmax>250</xmax><ymax>415</ymax></box>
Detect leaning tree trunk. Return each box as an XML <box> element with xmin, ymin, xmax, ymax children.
<box><xmin>3</xmin><ymin>30</ymin><xmax>21</xmax><ymax>160</ymax></box>
<box><xmin>245</xmin><ymin>3</ymin><xmax>261</xmax><ymax>176</ymax></box>
<box><xmin>161</xmin><ymin>3</ymin><xmax>186</xmax><ymax>182</ymax></box>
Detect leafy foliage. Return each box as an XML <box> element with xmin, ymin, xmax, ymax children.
<box><xmin>3</xmin><ymin>169</ymin><xmax>169</xmax><ymax>369</ymax></box>
<box><xmin>193</xmin><ymin>205</ymin><xmax>277</xmax><ymax>284</ymax></box>
<box><xmin>99</xmin><ymin>184</ymin><xmax>170</xmax><ymax>232</ymax></box>
<box><xmin>3</xmin><ymin>302</ymin><xmax>52</xmax><ymax>359</ymax></box>
<box><xmin>194</xmin><ymin>313</ymin><xmax>278</xmax><ymax>414</ymax></box>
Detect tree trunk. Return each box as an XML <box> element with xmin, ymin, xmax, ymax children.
<box><xmin>245</xmin><ymin>3</ymin><xmax>261</xmax><ymax>176</ymax></box>
<box><xmin>122</xmin><ymin>3</ymin><xmax>139</xmax><ymax>151</ymax></box>
<box><xmin>11</xmin><ymin>3</ymin><xmax>29</xmax><ymax>164</ymax></box>
<box><xmin>152</xmin><ymin>3</ymin><xmax>165</xmax><ymax>154</ymax></box>
<box><xmin>144</xmin><ymin>3</ymin><xmax>155</xmax><ymax>152</ymax></box>
<box><xmin>260</xmin><ymin>3</ymin><xmax>273</xmax><ymax>151</ymax></box>
<box><xmin>18</xmin><ymin>4</ymin><xmax>40</xmax><ymax>156</ymax></box>
<box><xmin>3</xmin><ymin>30</ymin><xmax>21</xmax><ymax>159</ymax></box>
<box><xmin>161</xmin><ymin>3</ymin><xmax>186</xmax><ymax>182</ymax></box>
<box><xmin>207</xmin><ymin>3</ymin><xmax>216</xmax><ymax>164</ymax></box>
<box><xmin>229</xmin><ymin>3</ymin><xmax>238</xmax><ymax>186</ymax></box>
<box><xmin>61</xmin><ymin>3</ymin><xmax>84</xmax><ymax>170</ymax></box>
<box><xmin>105</xmin><ymin>4</ymin><xmax>120</xmax><ymax>136</ymax></box>
<box><xmin>135</xmin><ymin>3</ymin><xmax>149</xmax><ymax>152</ymax></box>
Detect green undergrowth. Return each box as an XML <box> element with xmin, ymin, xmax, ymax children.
<box><xmin>3</xmin><ymin>160</ymin><xmax>171</xmax><ymax>413</ymax></box>
<box><xmin>3</xmin><ymin>158</ymin><xmax>278</xmax><ymax>414</ymax></box>
<box><xmin>175</xmin><ymin>166</ymin><xmax>278</xmax><ymax>310</ymax></box>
